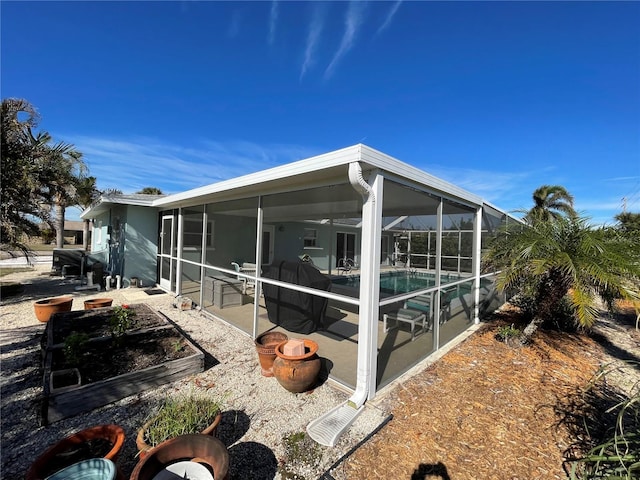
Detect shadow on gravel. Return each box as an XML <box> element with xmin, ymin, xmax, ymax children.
<box><xmin>228</xmin><ymin>441</ymin><xmax>278</xmax><ymax>480</ymax></box>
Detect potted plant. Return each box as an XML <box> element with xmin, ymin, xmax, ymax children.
<box><xmin>136</xmin><ymin>391</ymin><xmax>223</xmax><ymax>456</ymax></box>
<box><xmin>26</xmin><ymin>425</ymin><xmax>125</xmax><ymax>480</ymax></box>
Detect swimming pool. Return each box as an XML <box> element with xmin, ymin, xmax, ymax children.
<box><xmin>332</xmin><ymin>271</ymin><xmax>457</xmax><ymax>296</ymax></box>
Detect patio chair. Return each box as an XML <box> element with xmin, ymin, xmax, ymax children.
<box><xmin>383</xmin><ymin>308</ymin><xmax>426</xmax><ymax>341</ymax></box>
<box><xmin>404</xmin><ymin>293</ymin><xmax>434</xmax><ymax>332</ymax></box>
<box><xmin>336</xmin><ymin>258</ymin><xmax>355</xmax><ymax>275</ymax></box>
<box><xmin>231</xmin><ymin>262</ymin><xmax>248</xmax><ymax>294</ymax></box>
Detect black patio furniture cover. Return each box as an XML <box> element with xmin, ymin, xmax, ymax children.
<box><xmin>262</xmin><ymin>260</ymin><xmax>332</xmax><ymax>334</ymax></box>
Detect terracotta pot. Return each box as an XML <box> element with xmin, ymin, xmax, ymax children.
<box><xmin>26</xmin><ymin>424</ymin><xmax>125</xmax><ymax>480</ymax></box>
<box><xmin>272</xmin><ymin>339</ymin><xmax>321</xmax><ymax>393</ymax></box>
<box><xmin>130</xmin><ymin>434</ymin><xmax>229</xmax><ymax>480</ymax></box>
<box><xmin>84</xmin><ymin>298</ymin><xmax>114</xmax><ymax>310</ymax></box>
<box><xmin>136</xmin><ymin>411</ymin><xmax>222</xmax><ymax>456</ymax></box>
<box><xmin>255</xmin><ymin>331</ymin><xmax>288</xmax><ymax>377</ymax></box>
<box><xmin>33</xmin><ymin>296</ymin><xmax>73</xmax><ymax>322</ymax></box>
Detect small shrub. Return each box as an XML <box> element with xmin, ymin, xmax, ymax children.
<box><xmin>109</xmin><ymin>305</ymin><xmax>137</xmax><ymax>342</ymax></box>
<box><xmin>568</xmin><ymin>362</ymin><xmax>640</xmax><ymax>479</ymax></box>
<box><xmin>279</xmin><ymin>431</ymin><xmax>324</xmax><ymax>480</ymax></box>
<box><xmin>63</xmin><ymin>331</ymin><xmax>89</xmax><ymax>366</ymax></box>
<box><xmin>496</xmin><ymin>324</ymin><xmax>521</xmax><ymax>343</ymax></box>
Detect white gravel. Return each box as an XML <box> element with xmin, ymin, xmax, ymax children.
<box><xmin>0</xmin><ymin>265</ymin><xmax>390</xmax><ymax>480</ymax></box>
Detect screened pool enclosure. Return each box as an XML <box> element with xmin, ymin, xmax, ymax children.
<box><xmin>151</xmin><ymin>145</ymin><xmax>513</xmax><ymax>401</ymax></box>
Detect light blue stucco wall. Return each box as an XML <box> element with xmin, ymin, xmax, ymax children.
<box><xmin>123</xmin><ymin>206</ymin><xmax>159</xmax><ymax>288</ymax></box>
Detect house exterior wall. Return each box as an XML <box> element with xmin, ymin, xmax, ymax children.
<box><xmin>123</xmin><ymin>205</ymin><xmax>159</xmax><ymax>287</ymax></box>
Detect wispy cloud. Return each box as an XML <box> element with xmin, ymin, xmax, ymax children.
<box><xmin>300</xmin><ymin>3</ymin><xmax>326</xmax><ymax>80</ymax></box>
<box><xmin>64</xmin><ymin>135</ymin><xmax>318</xmax><ymax>198</ymax></box>
<box><xmin>324</xmin><ymin>1</ymin><xmax>366</xmax><ymax>80</ymax></box>
<box><xmin>423</xmin><ymin>164</ymin><xmax>540</xmax><ymax>213</ymax></box>
<box><xmin>268</xmin><ymin>1</ymin><xmax>279</xmax><ymax>45</ymax></box>
<box><xmin>376</xmin><ymin>0</ymin><xmax>402</xmax><ymax>35</ymax></box>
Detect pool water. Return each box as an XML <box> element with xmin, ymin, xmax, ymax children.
<box><xmin>333</xmin><ymin>271</ymin><xmax>454</xmax><ymax>296</ymax></box>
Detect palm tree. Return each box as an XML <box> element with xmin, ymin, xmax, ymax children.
<box><xmin>38</xmin><ymin>135</ymin><xmax>86</xmax><ymax>249</ymax></box>
<box><xmin>484</xmin><ymin>215</ymin><xmax>640</xmax><ymax>341</ymax></box>
<box><xmin>75</xmin><ymin>176</ymin><xmax>99</xmax><ymax>250</ymax></box>
<box><xmin>526</xmin><ymin>185</ymin><xmax>577</xmax><ymax>224</ymax></box>
<box><xmin>1</xmin><ymin>99</ymin><xmax>49</xmax><ymax>257</ymax></box>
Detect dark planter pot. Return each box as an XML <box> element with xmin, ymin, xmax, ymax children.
<box><xmin>255</xmin><ymin>331</ymin><xmax>289</xmax><ymax>377</ymax></box>
<box><xmin>26</xmin><ymin>424</ymin><xmax>125</xmax><ymax>480</ymax></box>
<box><xmin>136</xmin><ymin>411</ymin><xmax>222</xmax><ymax>457</ymax></box>
<box><xmin>272</xmin><ymin>339</ymin><xmax>321</xmax><ymax>393</ymax></box>
<box><xmin>84</xmin><ymin>298</ymin><xmax>114</xmax><ymax>310</ymax></box>
<box><xmin>33</xmin><ymin>296</ymin><xmax>73</xmax><ymax>323</ymax></box>
<box><xmin>130</xmin><ymin>434</ymin><xmax>229</xmax><ymax>480</ymax></box>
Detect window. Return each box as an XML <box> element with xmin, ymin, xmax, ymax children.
<box><xmin>95</xmin><ymin>220</ymin><xmax>102</xmax><ymax>245</ymax></box>
<box><xmin>303</xmin><ymin>228</ymin><xmax>317</xmax><ymax>248</ymax></box>
<box><xmin>183</xmin><ymin>218</ymin><xmax>214</xmax><ymax>248</ymax></box>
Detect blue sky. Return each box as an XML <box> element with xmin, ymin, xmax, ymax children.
<box><xmin>2</xmin><ymin>1</ymin><xmax>639</xmax><ymax>225</ymax></box>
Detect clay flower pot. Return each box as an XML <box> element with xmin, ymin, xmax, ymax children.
<box><xmin>272</xmin><ymin>338</ymin><xmax>321</xmax><ymax>393</ymax></box>
<box><xmin>33</xmin><ymin>296</ymin><xmax>73</xmax><ymax>322</ymax></box>
<box><xmin>130</xmin><ymin>434</ymin><xmax>229</xmax><ymax>480</ymax></box>
<box><xmin>84</xmin><ymin>298</ymin><xmax>114</xmax><ymax>310</ymax></box>
<box><xmin>26</xmin><ymin>424</ymin><xmax>125</xmax><ymax>480</ymax></box>
<box><xmin>255</xmin><ymin>331</ymin><xmax>288</xmax><ymax>377</ymax></box>
<box><xmin>136</xmin><ymin>411</ymin><xmax>222</xmax><ymax>457</ymax></box>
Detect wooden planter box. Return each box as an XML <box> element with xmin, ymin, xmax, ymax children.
<box><xmin>41</xmin><ymin>304</ymin><xmax>205</xmax><ymax>425</ymax></box>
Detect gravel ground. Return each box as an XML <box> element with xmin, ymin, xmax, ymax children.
<box><xmin>0</xmin><ymin>265</ymin><xmax>390</xmax><ymax>480</ymax></box>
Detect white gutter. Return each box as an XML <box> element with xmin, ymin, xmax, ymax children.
<box><xmin>307</xmin><ymin>160</ymin><xmax>383</xmax><ymax>447</ymax></box>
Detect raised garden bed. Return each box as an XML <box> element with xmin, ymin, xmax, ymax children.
<box><xmin>41</xmin><ymin>304</ymin><xmax>205</xmax><ymax>424</ymax></box>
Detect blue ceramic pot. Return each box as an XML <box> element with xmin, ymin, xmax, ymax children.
<box><xmin>45</xmin><ymin>458</ymin><xmax>116</xmax><ymax>480</ymax></box>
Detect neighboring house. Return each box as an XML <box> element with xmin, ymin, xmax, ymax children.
<box><xmin>82</xmin><ymin>144</ymin><xmax>517</xmax><ymax>445</ymax></box>
<box><xmin>36</xmin><ymin>220</ymin><xmax>88</xmax><ymax>245</ymax></box>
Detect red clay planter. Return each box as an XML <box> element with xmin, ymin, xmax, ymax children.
<box><xmin>25</xmin><ymin>424</ymin><xmax>125</xmax><ymax>480</ymax></box>
<box><xmin>130</xmin><ymin>434</ymin><xmax>229</xmax><ymax>480</ymax></box>
<box><xmin>136</xmin><ymin>411</ymin><xmax>222</xmax><ymax>457</ymax></box>
<box><xmin>33</xmin><ymin>296</ymin><xmax>73</xmax><ymax>322</ymax></box>
<box><xmin>84</xmin><ymin>298</ymin><xmax>114</xmax><ymax>309</ymax></box>
<box><xmin>272</xmin><ymin>338</ymin><xmax>321</xmax><ymax>393</ymax></box>
<box><xmin>255</xmin><ymin>331</ymin><xmax>288</xmax><ymax>377</ymax></box>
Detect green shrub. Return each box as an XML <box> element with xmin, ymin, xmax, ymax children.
<box><xmin>568</xmin><ymin>362</ymin><xmax>640</xmax><ymax>479</ymax></box>
<box><xmin>109</xmin><ymin>305</ymin><xmax>137</xmax><ymax>342</ymax></box>
<box><xmin>496</xmin><ymin>324</ymin><xmax>521</xmax><ymax>343</ymax></box>
<box><xmin>63</xmin><ymin>332</ymin><xmax>89</xmax><ymax>366</ymax></box>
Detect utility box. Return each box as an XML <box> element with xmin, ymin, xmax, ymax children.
<box><xmin>52</xmin><ymin>249</ymin><xmax>85</xmax><ymax>276</ymax></box>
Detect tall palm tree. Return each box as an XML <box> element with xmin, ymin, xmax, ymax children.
<box><xmin>39</xmin><ymin>136</ymin><xmax>86</xmax><ymax>249</ymax></box>
<box><xmin>1</xmin><ymin>99</ymin><xmax>50</xmax><ymax>257</ymax></box>
<box><xmin>526</xmin><ymin>185</ymin><xmax>577</xmax><ymax>224</ymax></box>
<box><xmin>484</xmin><ymin>215</ymin><xmax>640</xmax><ymax>341</ymax></box>
<box><xmin>75</xmin><ymin>176</ymin><xmax>99</xmax><ymax>250</ymax></box>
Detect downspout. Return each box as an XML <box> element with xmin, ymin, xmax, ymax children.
<box><xmin>347</xmin><ymin>161</ymin><xmax>376</xmax><ymax>409</ymax></box>
<box><xmin>307</xmin><ymin>161</ymin><xmax>382</xmax><ymax>446</ymax></box>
